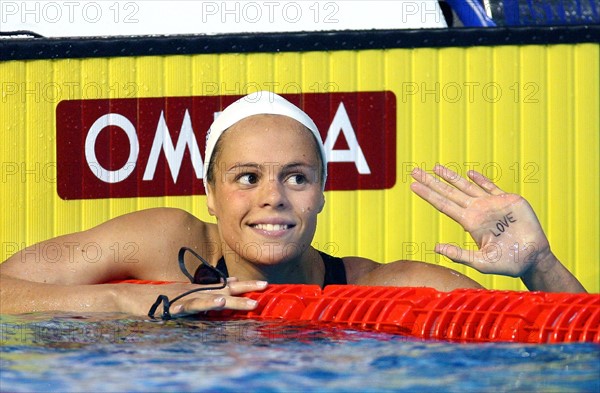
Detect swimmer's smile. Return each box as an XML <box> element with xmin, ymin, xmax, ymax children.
<box><xmin>249</xmin><ymin>221</ymin><xmax>296</xmax><ymax>237</ymax></box>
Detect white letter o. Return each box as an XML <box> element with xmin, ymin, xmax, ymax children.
<box><xmin>85</xmin><ymin>113</ymin><xmax>139</xmax><ymax>183</ymax></box>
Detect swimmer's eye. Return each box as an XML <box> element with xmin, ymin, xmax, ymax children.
<box><xmin>237</xmin><ymin>173</ymin><xmax>259</xmax><ymax>186</ymax></box>
<box><xmin>286</xmin><ymin>174</ymin><xmax>308</xmax><ymax>186</ymax></box>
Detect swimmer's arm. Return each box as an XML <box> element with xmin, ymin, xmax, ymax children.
<box><xmin>0</xmin><ymin>208</ymin><xmax>204</xmax><ymax>286</ymax></box>
<box><xmin>0</xmin><ymin>207</ymin><xmax>227</xmax><ymax>314</ymax></box>
<box><xmin>0</xmin><ymin>274</ymin><xmax>265</xmax><ymax>315</ymax></box>
<box><xmin>519</xmin><ymin>251</ymin><xmax>586</xmax><ymax>293</ymax></box>
<box><xmin>345</xmin><ymin>257</ymin><xmax>483</xmax><ymax>291</ymax></box>
<box><xmin>0</xmin><ymin>274</ymin><xmax>120</xmax><ymax>314</ymax></box>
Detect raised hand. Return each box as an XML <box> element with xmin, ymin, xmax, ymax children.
<box><xmin>410</xmin><ymin>164</ymin><xmax>550</xmax><ymax>278</ymax></box>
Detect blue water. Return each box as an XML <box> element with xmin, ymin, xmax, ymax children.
<box><xmin>1</xmin><ymin>313</ymin><xmax>599</xmax><ymax>393</ymax></box>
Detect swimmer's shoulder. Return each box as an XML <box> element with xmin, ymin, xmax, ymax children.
<box><xmin>342</xmin><ymin>257</ymin><xmax>482</xmax><ymax>291</ymax></box>
<box><xmin>94</xmin><ymin>208</ymin><xmax>220</xmax><ymax>280</ymax></box>
<box><xmin>86</xmin><ymin>207</ymin><xmax>219</xmax><ymax>261</ymax></box>
<box><xmin>113</xmin><ymin>207</ymin><xmax>219</xmax><ymax>244</ymax></box>
<box><xmin>340</xmin><ymin>256</ymin><xmax>379</xmax><ymax>284</ymax></box>
<box><xmin>110</xmin><ymin>207</ymin><xmax>213</xmax><ymax>228</ymax></box>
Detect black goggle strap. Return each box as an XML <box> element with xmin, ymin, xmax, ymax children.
<box><xmin>177</xmin><ymin>246</ymin><xmax>197</xmax><ymax>283</ymax></box>
<box><xmin>147</xmin><ymin>247</ymin><xmax>227</xmax><ymax>320</ymax></box>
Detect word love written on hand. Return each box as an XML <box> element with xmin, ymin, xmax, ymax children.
<box><xmin>489</xmin><ymin>212</ymin><xmax>517</xmax><ymax>237</ymax></box>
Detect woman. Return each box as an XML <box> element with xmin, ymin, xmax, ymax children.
<box><xmin>0</xmin><ymin>91</ymin><xmax>586</xmax><ymax>317</ymax></box>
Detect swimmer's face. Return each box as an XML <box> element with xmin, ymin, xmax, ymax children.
<box><xmin>207</xmin><ymin>114</ymin><xmax>325</xmax><ymax>265</ymax></box>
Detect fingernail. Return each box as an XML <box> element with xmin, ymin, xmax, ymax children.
<box><xmin>172</xmin><ymin>304</ymin><xmax>182</xmax><ymax>313</ymax></box>
<box><xmin>213</xmin><ymin>297</ymin><xmax>225</xmax><ymax>304</ymax></box>
<box><xmin>256</xmin><ymin>281</ymin><xmax>268</xmax><ymax>288</ymax></box>
<box><xmin>246</xmin><ymin>299</ymin><xmax>258</xmax><ymax>307</ymax></box>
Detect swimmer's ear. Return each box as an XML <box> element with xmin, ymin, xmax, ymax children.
<box><xmin>206</xmin><ymin>184</ymin><xmax>217</xmax><ymax>217</ymax></box>
<box><xmin>317</xmin><ymin>193</ymin><xmax>325</xmax><ymax>213</ymax></box>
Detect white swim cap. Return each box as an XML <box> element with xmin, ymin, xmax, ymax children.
<box><xmin>203</xmin><ymin>91</ymin><xmax>327</xmax><ymax>193</ymax></box>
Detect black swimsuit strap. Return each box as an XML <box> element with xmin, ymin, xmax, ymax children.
<box><xmin>196</xmin><ymin>252</ymin><xmax>347</xmax><ymax>287</ymax></box>
<box><xmin>319</xmin><ymin>251</ymin><xmax>348</xmax><ymax>286</ymax></box>
<box><xmin>216</xmin><ymin>257</ymin><xmax>230</xmax><ymax>277</ymax></box>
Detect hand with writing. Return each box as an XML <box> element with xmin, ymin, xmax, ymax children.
<box><xmin>410</xmin><ymin>164</ymin><xmax>552</xmax><ymax>278</ymax></box>
<box><xmin>410</xmin><ymin>164</ymin><xmax>586</xmax><ymax>292</ymax></box>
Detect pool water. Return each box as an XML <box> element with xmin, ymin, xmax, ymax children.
<box><xmin>1</xmin><ymin>313</ymin><xmax>599</xmax><ymax>392</ymax></box>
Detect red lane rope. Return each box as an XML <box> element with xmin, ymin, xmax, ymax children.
<box><xmin>116</xmin><ymin>281</ymin><xmax>600</xmax><ymax>344</ymax></box>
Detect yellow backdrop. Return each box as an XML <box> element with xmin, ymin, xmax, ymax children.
<box><xmin>1</xmin><ymin>43</ymin><xmax>598</xmax><ymax>291</ymax></box>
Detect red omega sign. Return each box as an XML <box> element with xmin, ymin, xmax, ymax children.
<box><xmin>56</xmin><ymin>92</ymin><xmax>396</xmax><ymax>199</ymax></box>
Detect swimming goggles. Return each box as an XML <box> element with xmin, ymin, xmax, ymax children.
<box><xmin>147</xmin><ymin>247</ymin><xmax>227</xmax><ymax>320</ymax></box>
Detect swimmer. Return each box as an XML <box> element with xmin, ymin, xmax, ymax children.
<box><xmin>0</xmin><ymin>91</ymin><xmax>586</xmax><ymax>317</ymax></box>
